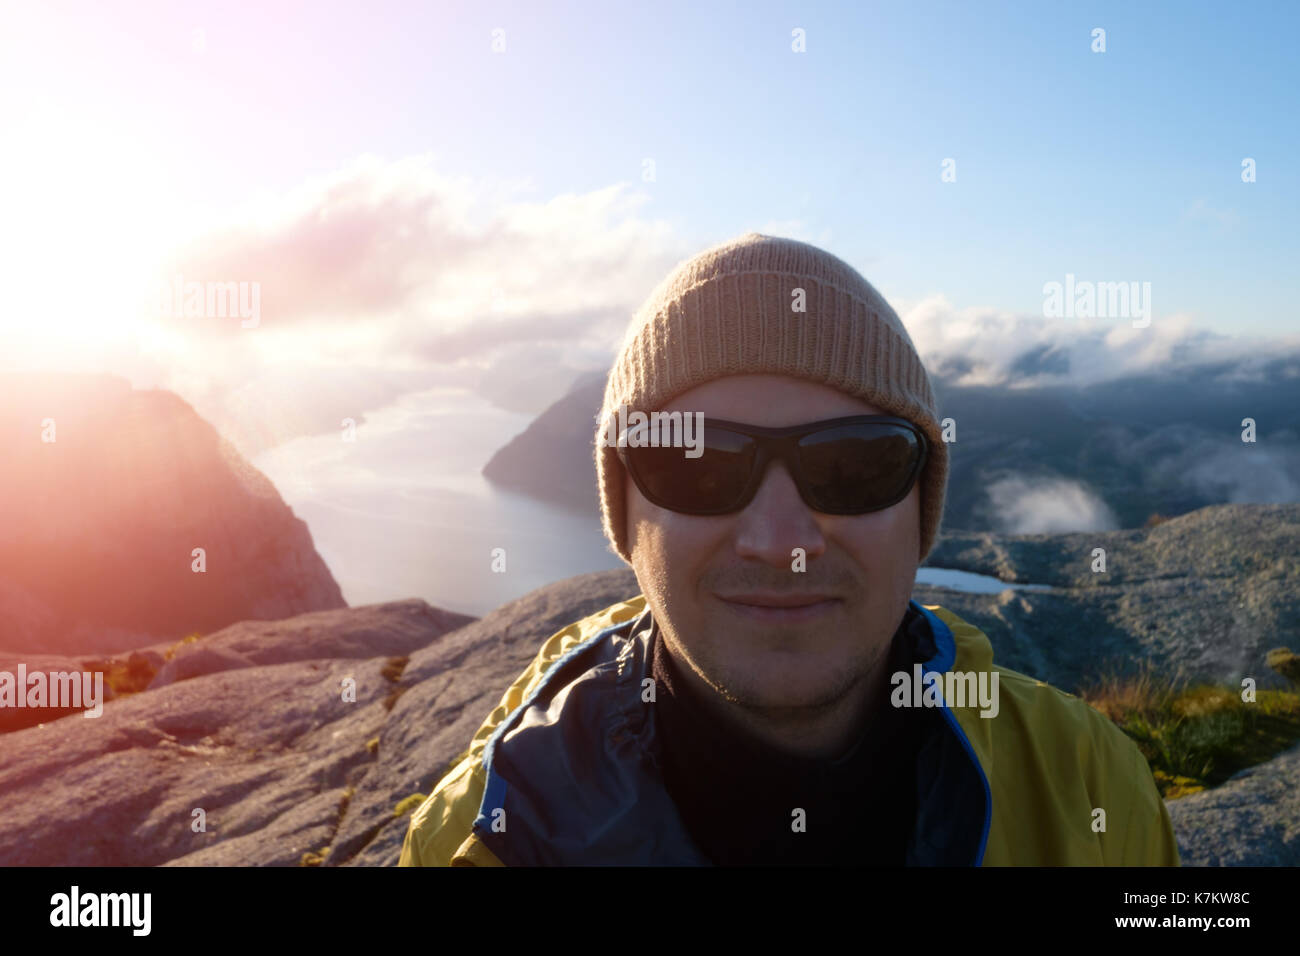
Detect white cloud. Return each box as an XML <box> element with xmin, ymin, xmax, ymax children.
<box><xmin>87</xmin><ymin>154</ymin><xmax>706</xmax><ymax>453</ymax></box>
<box><xmin>896</xmin><ymin>293</ymin><xmax>1300</xmax><ymax>389</ymax></box>
<box><xmin>986</xmin><ymin>476</ymin><xmax>1120</xmax><ymax>534</ymax></box>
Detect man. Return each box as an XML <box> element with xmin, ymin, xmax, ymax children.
<box><xmin>399</xmin><ymin>232</ymin><xmax>1180</xmax><ymax>866</ymax></box>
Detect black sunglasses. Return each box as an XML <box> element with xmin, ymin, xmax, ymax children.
<box><xmin>616</xmin><ymin>414</ymin><xmax>928</xmax><ymax>516</ymax></box>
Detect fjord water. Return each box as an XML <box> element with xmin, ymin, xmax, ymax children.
<box><xmin>251</xmin><ymin>387</ymin><xmax>624</xmax><ymax>618</ymax></box>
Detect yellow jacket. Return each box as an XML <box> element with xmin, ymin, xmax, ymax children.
<box><xmin>399</xmin><ymin>596</ymin><xmax>1181</xmax><ymax>866</ymax></box>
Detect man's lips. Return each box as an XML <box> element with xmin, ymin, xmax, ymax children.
<box><xmin>715</xmin><ymin>592</ymin><xmax>839</xmax><ymax>608</ymax></box>
<box><xmin>713</xmin><ymin>592</ymin><xmax>842</xmax><ymax>622</ymax></box>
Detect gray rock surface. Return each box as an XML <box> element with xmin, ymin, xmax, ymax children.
<box><xmin>0</xmin><ymin>599</ymin><xmax>478</xmax><ymax>866</ymax></box>
<box><xmin>147</xmin><ymin>599</ymin><xmax>473</xmax><ymax>689</ymax></box>
<box><xmin>0</xmin><ymin>657</ymin><xmax>391</xmax><ymax>866</ymax></box>
<box><xmin>920</xmin><ymin>503</ymin><xmax>1300</xmax><ymax>694</ymax></box>
<box><xmin>148</xmin><ymin>646</ymin><xmax>257</xmax><ymax>690</ymax></box>
<box><xmin>1165</xmin><ymin>743</ymin><xmax>1300</xmax><ymax>866</ymax></box>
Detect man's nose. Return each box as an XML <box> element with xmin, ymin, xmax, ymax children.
<box><xmin>731</xmin><ymin>462</ymin><xmax>828</xmax><ymax>567</ymax></box>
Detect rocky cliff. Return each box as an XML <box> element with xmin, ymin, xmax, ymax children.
<box><xmin>0</xmin><ymin>373</ymin><xmax>347</xmax><ymax>655</ymax></box>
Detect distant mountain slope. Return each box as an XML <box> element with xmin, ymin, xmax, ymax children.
<box><xmin>481</xmin><ymin>370</ymin><xmax>606</xmax><ymax>514</ymax></box>
<box><xmin>0</xmin><ymin>373</ymin><xmax>346</xmax><ymax>654</ymax></box>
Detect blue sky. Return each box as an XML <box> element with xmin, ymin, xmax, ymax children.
<box><xmin>432</xmin><ymin>0</ymin><xmax>1298</xmax><ymax>335</ymax></box>
<box><xmin>1</xmin><ymin>0</ymin><xmax>1295</xmax><ymax>405</ymax></box>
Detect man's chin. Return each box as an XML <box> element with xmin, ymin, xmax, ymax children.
<box><xmin>707</xmin><ymin>598</ymin><xmax>853</xmax><ymax>639</ymax></box>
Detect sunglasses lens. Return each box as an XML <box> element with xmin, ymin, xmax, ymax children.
<box><xmin>627</xmin><ymin>426</ymin><xmax>756</xmax><ymax>513</ymax></box>
<box><xmin>796</xmin><ymin>424</ymin><xmax>921</xmax><ymax>512</ymax></box>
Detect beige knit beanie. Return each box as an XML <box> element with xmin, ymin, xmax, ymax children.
<box><xmin>595</xmin><ymin>231</ymin><xmax>947</xmax><ymax>565</ymax></box>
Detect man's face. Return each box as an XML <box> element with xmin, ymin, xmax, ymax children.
<box><xmin>625</xmin><ymin>373</ymin><xmax>921</xmax><ymax>718</ymax></box>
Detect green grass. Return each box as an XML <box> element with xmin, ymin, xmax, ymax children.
<box><xmin>164</xmin><ymin>631</ymin><xmax>204</xmax><ymax>661</ymax></box>
<box><xmin>380</xmin><ymin>656</ymin><xmax>409</xmax><ymax>683</ymax></box>
<box><xmin>101</xmin><ymin>660</ymin><xmax>151</xmax><ymax>696</ymax></box>
<box><xmin>1080</xmin><ymin>661</ymin><xmax>1300</xmax><ymax>799</ymax></box>
<box><xmin>299</xmin><ymin>787</ymin><xmax>354</xmax><ymax>866</ymax></box>
<box><xmin>88</xmin><ymin>628</ymin><xmax>206</xmax><ymax>698</ymax></box>
<box><xmin>82</xmin><ymin>651</ymin><xmax>165</xmax><ymax>698</ymax></box>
